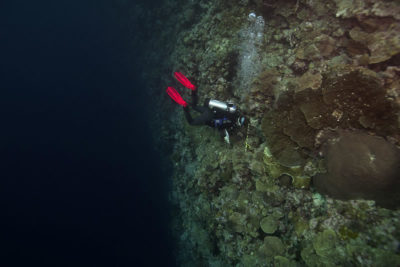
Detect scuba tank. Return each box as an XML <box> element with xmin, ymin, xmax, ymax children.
<box><xmin>208</xmin><ymin>99</ymin><xmax>237</xmax><ymax>114</ymax></box>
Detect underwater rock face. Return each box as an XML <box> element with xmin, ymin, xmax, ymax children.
<box><xmin>349</xmin><ymin>22</ymin><xmax>400</xmax><ymax>64</ymax></box>
<box><xmin>139</xmin><ymin>0</ymin><xmax>400</xmax><ymax>264</ymax></box>
<box><xmin>335</xmin><ymin>0</ymin><xmax>400</xmax><ymax>64</ymax></box>
<box><xmin>313</xmin><ymin>130</ymin><xmax>400</xmax><ymax>208</ymax></box>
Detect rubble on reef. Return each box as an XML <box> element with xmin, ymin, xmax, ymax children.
<box><xmin>131</xmin><ymin>0</ymin><xmax>400</xmax><ymax>265</ymax></box>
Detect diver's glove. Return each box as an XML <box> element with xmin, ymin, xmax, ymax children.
<box><xmin>224</xmin><ymin>129</ymin><xmax>230</xmax><ymax>144</ymax></box>
<box><xmin>237</xmin><ymin>116</ymin><xmax>245</xmax><ymax>127</ymax></box>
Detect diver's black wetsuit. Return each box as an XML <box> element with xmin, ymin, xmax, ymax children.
<box><xmin>183</xmin><ymin>91</ymin><xmax>239</xmax><ymax>132</ymax></box>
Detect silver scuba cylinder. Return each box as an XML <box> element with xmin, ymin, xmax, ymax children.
<box><xmin>208</xmin><ymin>99</ymin><xmax>237</xmax><ymax>113</ymax></box>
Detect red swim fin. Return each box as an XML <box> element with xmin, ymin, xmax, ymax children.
<box><xmin>174</xmin><ymin>72</ymin><xmax>196</xmax><ymax>90</ymax></box>
<box><xmin>166</xmin><ymin>87</ymin><xmax>187</xmax><ymax>107</ymax></box>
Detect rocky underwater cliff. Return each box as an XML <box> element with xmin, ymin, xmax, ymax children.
<box><xmin>126</xmin><ymin>0</ymin><xmax>400</xmax><ymax>265</ymax></box>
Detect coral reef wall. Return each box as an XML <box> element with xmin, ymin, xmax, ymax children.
<box><xmin>125</xmin><ymin>0</ymin><xmax>400</xmax><ymax>265</ymax></box>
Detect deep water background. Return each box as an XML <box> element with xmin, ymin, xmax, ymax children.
<box><xmin>0</xmin><ymin>1</ymin><xmax>174</xmax><ymax>266</ymax></box>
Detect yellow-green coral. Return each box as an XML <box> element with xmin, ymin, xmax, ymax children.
<box><xmin>338</xmin><ymin>226</ymin><xmax>359</xmax><ymax>240</ymax></box>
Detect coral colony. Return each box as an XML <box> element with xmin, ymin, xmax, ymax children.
<box><xmin>137</xmin><ymin>0</ymin><xmax>400</xmax><ymax>265</ymax></box>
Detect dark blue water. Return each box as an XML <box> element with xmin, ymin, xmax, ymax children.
<box><xmin>1</xmin><ymin>1</ymin><xmax>174</xmax><ymax>266</ymax></box>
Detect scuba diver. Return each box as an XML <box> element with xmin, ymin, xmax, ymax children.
<box><xmin>166</xmin><ymin>72</ymin><xmax>245</xmax><ymax>144</ymax></box>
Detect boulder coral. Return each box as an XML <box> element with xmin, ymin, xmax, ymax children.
<box><xmin>313</xmin><ymin>130</ymin><xmax>400</xmax><ymax>208</ymax></box>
